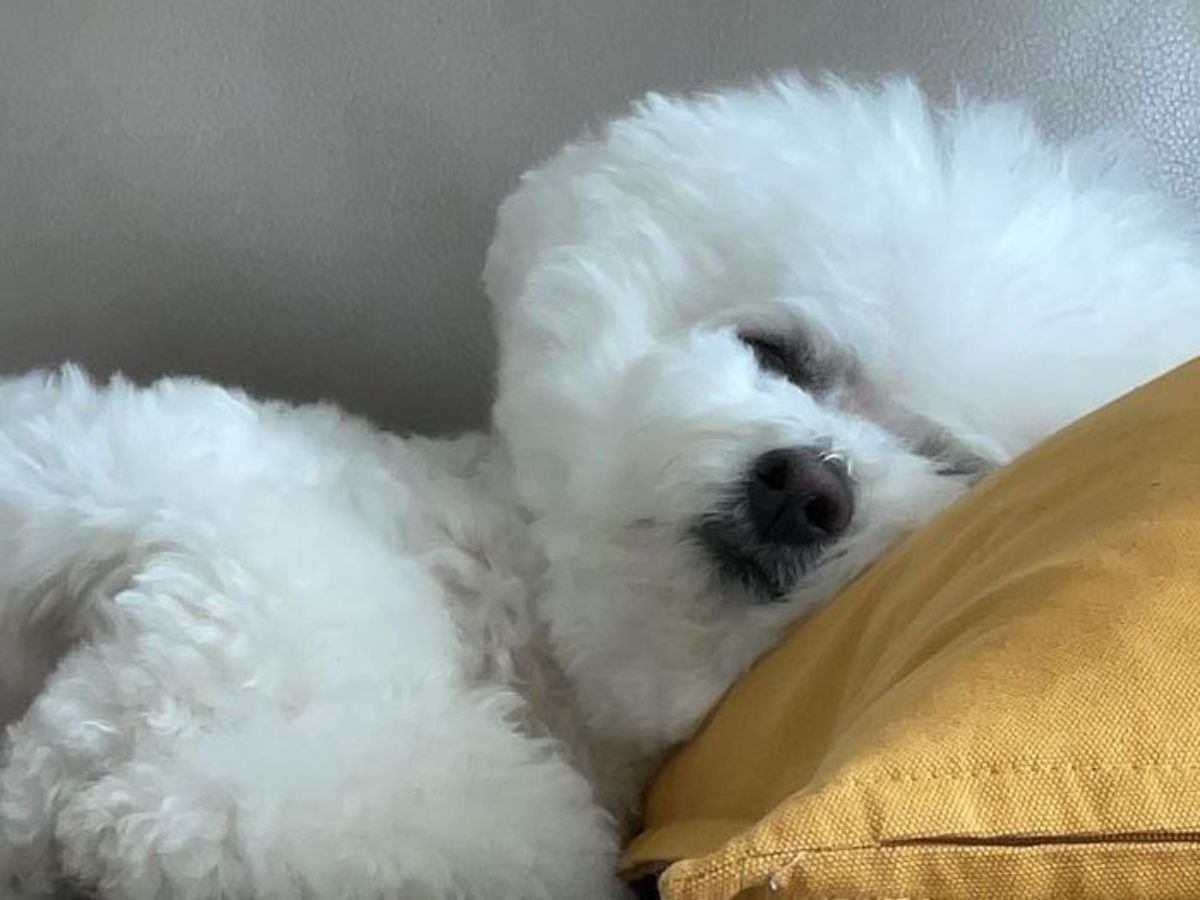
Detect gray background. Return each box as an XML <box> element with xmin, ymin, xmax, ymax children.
<box><xmin>2</xmin><ymin>0</ymin><xmax>1197</xmax><ymax>432</ymax></box>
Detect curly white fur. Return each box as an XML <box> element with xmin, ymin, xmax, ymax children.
<box><xmin>2</xmin><ymin>75</ymin><xmax>1199</xmax><ymax>898</ymax></box>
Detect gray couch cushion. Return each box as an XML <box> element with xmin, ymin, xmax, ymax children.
<box><xmin>1</xmin><ymin>0</ymin><xmax>1196</xmax><ymax>432</ymax></box>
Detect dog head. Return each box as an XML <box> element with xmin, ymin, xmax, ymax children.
<box><xmin>484</xmin><ymin>75</ymin><xmax>1199</xmax><ymax>753</ymax></box>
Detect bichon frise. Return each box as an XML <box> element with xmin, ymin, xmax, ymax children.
<box><xmin>2</xmin><ymin>76</ymin><xmax>1199</xmax><ymax>899</ymax></box>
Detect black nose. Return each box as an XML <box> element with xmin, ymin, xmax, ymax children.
<box><xmin>747</xmin><ymin>447</ymin><xmax>854</xmax><ymax>546</ymax></box>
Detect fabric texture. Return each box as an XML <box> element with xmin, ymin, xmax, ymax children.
<box><xmin>624</xmin><ymin>358</ymin><xmax>1200</xmax><ymax>899</ymax></box>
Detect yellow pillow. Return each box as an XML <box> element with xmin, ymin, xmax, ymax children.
<box><xmin>624</xmin><ymin>359</ymin><xmax>1200</xmax><ymax>899</ymax></box>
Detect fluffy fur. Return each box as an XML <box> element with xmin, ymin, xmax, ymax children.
<box><xmin>2</xmin><ymin>75</ymin><xmax>1199</xmax><ymax>898</ymax></box>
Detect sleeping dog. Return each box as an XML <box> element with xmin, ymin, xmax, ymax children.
<box><xmin>2</xmin><ymin>76</ymin><xmax>1198</xmax><ymax>898</ymax></box>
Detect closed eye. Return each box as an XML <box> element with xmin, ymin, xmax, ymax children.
<box><xmin>741</xmin><ymin>334</ymin><xmax>791</xmax><ymax>377</ymax></box>
<box><xmin>739</xmin><ymin>332</ymin><xmax>826</xmax><ymax>391</ymax></box>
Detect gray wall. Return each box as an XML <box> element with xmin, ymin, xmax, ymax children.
<box><xmin>2</xmin><ymin>0</ymin><xmax>1197</xmax><ymax>432</ymax></box>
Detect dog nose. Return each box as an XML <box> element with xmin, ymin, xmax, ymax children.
<box><xmin>747</xmin><ymin>448</ymin><xmax>854</xmax><ymax>545</ymax></box>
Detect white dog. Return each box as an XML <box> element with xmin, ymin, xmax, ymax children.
<box><xmin>2</xmin><ymin>75</ymin><xmax>1199</xmax><ymax>899</ymax></box>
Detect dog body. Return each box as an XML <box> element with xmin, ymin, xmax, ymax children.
<box><xmin>3</xmin><ymin>77</ymin><xmax>1200</xmax><ymax>898</ymax></box>
<box><xmin>0</xmin><ymin>373</ymin><xmax>625</xmax><ymax>898</ymax></box>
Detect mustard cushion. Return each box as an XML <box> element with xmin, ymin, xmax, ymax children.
<box><xmin>624</xmin><ymin>358</ymin><xmax>1200</xmax><ymax>899</ymax></box>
